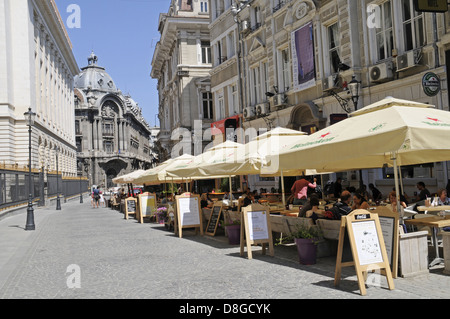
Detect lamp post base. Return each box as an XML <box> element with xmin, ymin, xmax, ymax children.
<box><xmin>25</xmin><ymin>204</ymin><xmax>35</xmax><ymax>231</ymax></box>
<box><xmin>56</xmin><ymin>196</ymin><xmax>61</xmax><ymax>210</ymax></box>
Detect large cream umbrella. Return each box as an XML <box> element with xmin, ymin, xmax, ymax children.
<box><xmin>266</xmin><ymin>103</ymin><xmax>450</xmax><ymax>216</ymax></box>
<box><xmin>350</xmin><ymin>96</ymin><xmax>434</xmax><ymax>117</ymax></box>
<box><xmin>112</xmin><ymin>169</ymin><xmax>146</xmax><ymax>184</ymax></box>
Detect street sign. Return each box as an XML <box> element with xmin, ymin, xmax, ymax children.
<box><xmin>414</xmin><ymin>0</ymin><xmax>448</xmax><ymax>12</ymax></box>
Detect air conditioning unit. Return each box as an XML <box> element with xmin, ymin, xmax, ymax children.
<box><xmin>322</xmin><ymin>74</ymin><xmax>340</xmax><ymax>92</ymax></box>
<box><xmin>396</xmin><ymin>50</ymin><xmax>420</xmax><ymax>72</ymax></box>
<box><xmin>369</xmin><ymin>62</ymin><xmax>394</xmax><ymax>83</ymax></box>
<box><xmin>256</xmin><ymin>103</ymin><xmax>269</xmax><ymax>116</ymax></box>
<box><xmin>243</xmin><ymin>106</ymin><xmax>256</xmax><ymax>119</ymax></box>
<box><xmin>270</xmin><ymin>94</ymin><xmax>287</xmax><ymax>108</ymax></box>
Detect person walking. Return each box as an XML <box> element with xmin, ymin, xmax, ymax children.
<box><xmin>291</xmin><ymin>176</ymin><xmax>317</xmax><ymax>205</ymax></box>
<box><xmin>92</xmin><ymin>187</ymin><xmax>100</xmax><ymax>208</ymax></box>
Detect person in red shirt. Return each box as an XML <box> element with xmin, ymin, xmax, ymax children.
<box><xmin>291</xmin><ymin>176</ymin><xmax>317</xmax><ymax>205</ymax></box>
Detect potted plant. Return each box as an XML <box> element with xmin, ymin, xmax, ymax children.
<box><xmin>221</xmin><ymin>219</ymin><xmax>241</xmax><ymax>245</ymax></box>
<box><xmin>290</xmin><ymin>223</ymin><xmax>323</xmax><ymax>265</ymax></box>
<box><xmin>155</xmin><ymin>206</ymin><xmax>168</xmax><ymax>224</ymax></box>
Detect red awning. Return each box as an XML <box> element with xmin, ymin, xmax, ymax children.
<box><xmin>211</xmin><ymin>115</ymin><xmax>240</xmax><ymax>135</ymax></box>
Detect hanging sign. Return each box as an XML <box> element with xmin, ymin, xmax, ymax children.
<box><xmin>422</xmin><ymin>72</ymin><xmax>441</xmax><ymax>97</ymax></box>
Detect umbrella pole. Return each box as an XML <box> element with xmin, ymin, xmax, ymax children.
<box><xmin>281</xmin><ymin>170</ymin><xmax>286</xmax><ymax>207</ymax></box>
<box><xmin>229</xmin><ymin>175</ymin><xmax>233</xmax><ymax>207</ymax></box>
<box><xmin>392</xmin><ymin>154</ymin><xmax>403</xmax><ymax>221</ymax></box>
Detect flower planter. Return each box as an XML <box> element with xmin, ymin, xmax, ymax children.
<box><xmin>295</xmin><ymin>237</ymin><xmax>317</xmax><ymax>265</ymax></box>
<box><xmin>226</xmin><ymin>225</ymin><xmax>241</xmax><ymax>245</ymax></box>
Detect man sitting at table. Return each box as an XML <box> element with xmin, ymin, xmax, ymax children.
<box><xmin>325</xmin><ymin>191</ymin><xmax>352</xmax><ymax>220</ymax></box>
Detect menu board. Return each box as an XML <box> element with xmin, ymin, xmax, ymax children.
<box><xmin>139</xmin><ymin>193</ymin><xmax>156</xmax><ymax>217</ymax></box>
<box><xmin>334</xmin><ymin>210</ymin><xmax>395</xmax><ymax>296</ymax></box>
<box><xmin>240</xmin><ymin>204</ymin><xmax>274</xmax><ymax>260</ymax></box>
<box><xmin>175</xmin><ymin>194</ymin><xmax>203</xmax><ymax>238</ymax></box>
<box><xmin>138</xmin><ymin>193</ymin><xmax>157</xmax><ymax>224</ymax></box>
<box><xmin>351</xmin><ymin>220</ymin><xmax>383</xmax><ymax>266</ymax></box>
<box><xmin>246</xmin><ymin>211</ymin><xmax>269</xmax><ymax>241</ymax></box>
<box><xmin>206</xmin><ymin>204</ymin><xmax>222</xmax><ymax>236</ymax></box>
<box><xmin>125</xmin><ymin>198</ymin><xmax>137</xmax><ymax>220</ymax></box>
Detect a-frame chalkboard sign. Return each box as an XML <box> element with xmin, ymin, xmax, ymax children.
<box><xmin>334</xmin><ymin>210</ymin><xmax>395</xmax><ymax>296</ymax></box>
<box><xmin>205</xmin><ymin>202</ymin><xmax>223</xmax><ymax>236</ymax></box>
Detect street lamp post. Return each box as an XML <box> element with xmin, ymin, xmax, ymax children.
<box><xmin>55</xmin><ymin>146</ymin><xmax>61</xmax><ymax>210</ymax></box>
<box><xmin>348</xmin><ymin>75</ymin><xmax>361</xmax><ymax>111</ymax></box>
<box><xmin>24</xmin><ymin>108</ymin><xmax>36</xmax><ymax>231</ymax></box>
<box><xmin>78</xmin><ymin>161</ymin><xmax>83</xmax><ymax>204</ymax></box>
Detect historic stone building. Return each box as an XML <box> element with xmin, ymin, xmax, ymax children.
<box><xmin>151</xmin><ymin>0</ymin><xmax>212</xmax><ymax>161</ymax></box>
<box><xmin>209</xmin><ymin>0</ymin><xmax>450</xmax><ymax>194</ymax></box>
<box><xmin>0</xmin><ymin>0</ymin><xmax>79</xmax><ymax>175</ymax></box>
<box><xmin>74</xmin><ymin>52</ymin><xmax>155</xmax><ymax>188</ymax></box>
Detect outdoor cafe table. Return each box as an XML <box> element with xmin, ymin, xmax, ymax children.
<box><xmin>404</xmin><ymin>215</ymin><xmax>450</xmax><ymax>267</ymax></box>
<box><xmin>417</xmin><ymin>205</ymin><xmax>450</xmax><ymax>214</ymax></box>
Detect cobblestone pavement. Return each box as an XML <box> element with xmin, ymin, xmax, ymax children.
<box><xmin>0</xmin><ymin>199</ymin><xmax>449</xmax><ymax>303</ymax></box>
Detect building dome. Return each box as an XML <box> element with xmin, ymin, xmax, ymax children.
<box><xmin>74</xmin><ymin>52</ymin><xmax>118</xmax><ymax>92</ymax></box>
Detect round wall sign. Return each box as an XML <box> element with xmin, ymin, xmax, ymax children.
<box><xmin>422</xmin><ymin>72</ymin><xmax>440</xmax><ymax>97</ymax></box>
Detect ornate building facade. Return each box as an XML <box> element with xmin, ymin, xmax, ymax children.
<box><xmin>209</xmin><ymin>0</ymin><xmax>450</xmax><ymax>195</ymax></box>
<box><xmin>0</xmin><ymin>0</ymin><xmax>79</xmax><ymax>175</ymax></box>
<box><xmin>151</xmin><ymin>0</ymin><xmax>212</xmax><ymax>161</ymax></box>
<box><xmin>74</xmin><ymin>53</ymin><xmax>155</xmax><ymax>188</ymax></box>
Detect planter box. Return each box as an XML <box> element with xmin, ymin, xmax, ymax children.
<box><xmin>399</xmin><ymin>231</ymin><xmax>429</xmax><ymax>278</ymax></box>
<box><xmin>443</xmin><ymin>232</ymin><xmax>450</xmax><ymax>275</ymax></box>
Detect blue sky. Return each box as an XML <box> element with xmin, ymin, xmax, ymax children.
<box><xmin>54</xmin><ymin>0</ymin><xmax>168</xmax><ymax>127</ymax></box>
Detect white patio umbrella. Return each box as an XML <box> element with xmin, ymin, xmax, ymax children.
<box><xmin>112</xmin><ymin>169</ymin><xmax>146</xmax><ymax>184</ymax></box>
<box><xmin>266</xmin><ymin>102</ymin><xmax>450</xmax><ymax>216</ymax></box>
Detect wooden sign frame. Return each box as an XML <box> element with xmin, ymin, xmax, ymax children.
<box><xmin>373</xmin><ymin>206</ymin><xmax>399</xmax><ymax>278</ymax></box>
<box><xmin>124</xmin><ymin>197</ymin><xmax>137</xmax><ymax>220</ymax></box>
<box><xmin>175</xmin><ymin>193</ymin><xmax>203</xmax><ymax>238</ymax></box>
<box><xmin>334</xmin><ymin>209</ymin><xmax>395</xmax><ymax>296</ymax></box>
<box><xmin>205</xmin><ymin>202</ymin><xmax>223</xmax><ymax>236</ymax></box>
<box><xmin>240</xmin><ymin>204</ymin><xmax>274</xmax><ymax>260</ymax></box>
<box><xmin>137</xmin><ymin>192</ymin><xmax>157</xmax><ymax>224</ymax></box>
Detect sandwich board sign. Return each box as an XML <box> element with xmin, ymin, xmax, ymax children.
<box><xmin>334</xmin><ymin>210</ymin><xmax>395</xmax><ymax>296</ymax></box>
<box><xmin>138</xmin><ymin>193</ymin><xmax>157</xmax><ymax>224</ymax></box>
<box><xmin>175</xmin><ymin>193</ymin><xmax>203</xmax><ymax>238</ymax></box>
<box><xmin>240</xmin><ymin>204</ymin><xmax>274</xmax><ymax>260</ymax></box>
<box><xmin>205</xmin><ymin>202</ymin><xmax>223</xmax><ymax>236</ymax></box>
<box><xmin>125</xmin><ymin>197</ymin><xmax>137</xmax><ymax>220</ymax></box>
<box><xmin>373</xmin><ymin>206</ymin><xmax>399</xmax><ymax>278</ymax></box>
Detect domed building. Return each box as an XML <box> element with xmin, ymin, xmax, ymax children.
<box><xmin>74</xmin><ymin>52</ymin><xmax>156</xmax><ymax>188</ymax></box>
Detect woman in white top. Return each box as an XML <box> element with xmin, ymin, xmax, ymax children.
<box><xmin>437</xmin><ymin>189</ymin><xmax>450</xmax><ymax>205</ymax></box>
<box><xmin>99</xmin><ymin>191</ymin><xmax>105</xmax><ymax>207</ymax></box>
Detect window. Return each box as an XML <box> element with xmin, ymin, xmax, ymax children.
<box><xmin>202</xmin><ymin>92</ymin><xmax>213</xmax><ymax>119</ymax></box>
<box><xmin>217</xmin><ymin>94</ymin><xmax>225</xmax><ymax>120</ymax></box>
<box><xmin>402</xmin><ymin>0</ymin><xmax>425</xmax><ymax>51</ymax></box>
<box><xmin>103</xmin><ymin>122</ymin><xmax>114</xmax><ymax>137</ymax></box>
<box><xmin>280</xmin><ymin>48</ymin><xmax>291</xmax><ymax>92</ymax></box>
<box><xmin>262</xmin><ymin>62</ymin><xmax>269</xmax><ymax>96</ymax></box>
<box><xmin>104</xmin><ymin>141</ymin><xmax>114</xmax><ymax>154</ymax></box>
<box><xmin>252</xmin><ymin>67</ymin><xmax>261</xmax><ymax>104</ymax></box>
<box><xmin>201</xmin><ymin>41</ymin><xmax>211</xmax><ymax>64</ymax></box>
<box><xmin>200</xmin><ymin>0</ymin><xmax>208</xmax><ymax>12</ymax></box>
<box><xmin>375</xmin><ymin>1</ymin><xmax>394</xmax><ymax>60</ymax></box>
<box><xmin>328</xmin><ymin>23</ymin><xmax>340</xmax><ymax>74</ymax></box>
<box><xmin>231</xmin><ymin>85</ymin><xmax>239</xmax><ymax>114</ymax></box>
<box><xmin>180</xmin><ymin>0</ymin><xmax>192</xmax><ymax>11</ymax></box>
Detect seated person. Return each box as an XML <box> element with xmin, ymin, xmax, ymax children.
<box><xmin>242</xmin><ymin>193</ymin><xmax>253</xmax><ymax>207</ymax></box>
<box><xmin>200</xmin><ymin>193</ymin><xmax>212</xmax><ymax>209</ymax></box>
<box><xmin>387</xmin><ymin>191</ymin><xmax>407</xmax><ymax>213</ymax></box>
<box><xmin>351</xmin><ymin>193</ymin><xmax>370</xmax><ymax>210</ymax></box>
<box><xmin>299</xmin><ymin>194</ymin><xmax>320</xmax><ymax>217</ymax></box>
<box><xmin>437</xmin><ymin>189</ymin><xmax>450</xmax><ymax>205</ymax></box>
<box><xmin>325</xmin><ymin>191</ymin><xmax>353</xmax><ymax>220</ymax></box>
